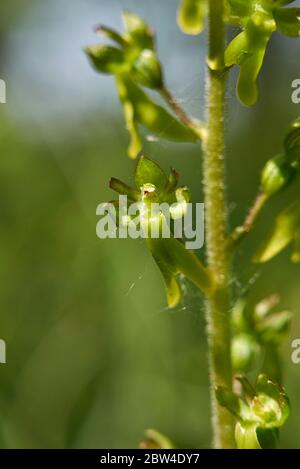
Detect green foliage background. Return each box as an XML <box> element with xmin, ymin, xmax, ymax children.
<box><xmin>0</xmin><ymin>0</ymin><xmax>299</xmax><ymax>448</ymax></box>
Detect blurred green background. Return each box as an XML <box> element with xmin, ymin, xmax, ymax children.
<box><xmin>0</xmin><ymin>0</ymin><xmax>300</xmax><ymax>448</ymax></box>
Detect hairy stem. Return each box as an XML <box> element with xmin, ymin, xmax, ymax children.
<box><xmin>203</xmin><ymin>0</ymin><xmax>235</xmax><ymax>448</ymax></box>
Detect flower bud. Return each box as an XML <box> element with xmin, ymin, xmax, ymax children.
<box><xmin>122</xmin><ymin>11</ymin><xmax>154</xmax><ymax>50</ymax></box>
<box><xmin>284</xmin><ymin>116</ymin><xmax>300</xmax><ymax>165</ymax></box>
<box><xmin>85</xmin><ymin>45</ymin><xmax>125</xmax><ymax>74</ymax></box>
<box><xmin>217</xmin><ymin>374</ymin><xmax>290</xmax><ymax>449</ymax></box>
<box><xmin>132</xmin><ymin>49</ymin><xmax>163</xmax><ymax>89</ymax></box>
<box><xmin>231</xmin><ymin>333</ymin><xmax>260</xmax><ymax>373</ymax></box>
<box><xmin>255</xmin><ymin>374</ymin><xmax>290</xmax><ymax>428</ymax></box>
<box><xmin>177</xmin><ymin>0</ymin><xmax>206</xmax><ymax>35</ymax></box>
<box><xmin>261</xmin><ymin>153</ymin><xmax>294</xmax><ymax>195</ymax></box>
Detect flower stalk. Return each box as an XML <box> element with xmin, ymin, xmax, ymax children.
<box><xmin>202</xmin><ymin>0</ymin><xmax>235</xmax><ymax>448</ymax></box>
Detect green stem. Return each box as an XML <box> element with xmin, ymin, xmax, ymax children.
<box><xmin>228</xmin><ymin>191</ymin><xmax>269</xmax><ymax>249</ymax></box>
<box><xmin>203</xmin><ymin>0</ymin><xmax>235</xmax><ymax>448</ymax></box>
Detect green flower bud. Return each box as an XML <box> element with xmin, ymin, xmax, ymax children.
<box><xmin>261</xmin><ymin>153</ymin><xmax>294</xmax><ymax>196</ymax></box>
<box><xmin>122</xmin><ymin>11</ymin><xmax>154</xmax><ymax>50</ymax></box>
<box><xmin>284</xmin><ymin>116</ymin><xmax>300</xmax><ymax>165</ymax></box>
<box><xmin>231</xmin><ymin>333</ymin><xmax>261</xmax><ymax>373</ymax></box>
<box><xmin>273</xmin><ymin>7</ymin><xmax>300</xmax><ymax>37</ymax></box>
<box><xmin>85</xmin><ymin>45</ymin><xmax>126</xmax><ymax>74</ymax></box>
<box><xmin>177</xmin><ymin>0</ymin><xmax>207</xmax><ymax>35</ymax></box>
<box><xmin>132</xmin><ymin>49</ymin><xmax>163</xmax><ymax>89</ymax></box>
<box><xmin>217</xmin><ymin>374</ymin><xmax>290</xmax><ymax>449</ymax></box>
<box><xmin>255</xmin><ymin>374</ymin><xmax>290</xmax><ymax>428</ymax></box>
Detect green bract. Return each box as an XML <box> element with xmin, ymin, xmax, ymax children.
<box><xmin>86</xmin><ymin>12</ymin><xmax>200</xmax><ymax>158</ymax></box>
<box><xmin>254</xmin><ymin>198</ymin><xmax>300</xmax><ymax>263</ymax></box>
<box><xmin>108</xmin><ymin>156</ymin><xmax>215</xmax><ymax>307</ymax></box>
<box><xmin>225</xmin><ymin>0</ymin><xmax>300</xmax><ymax>105</ymax></box>
<box><xmin>216</xmin><ymin>374</ymin><xmax>290</xmax><ymax>448</ymax></box>
<box><xmin>177</xmin><ymin>0</ymin><xmax>207</xmax><ymax>35</ymax></box>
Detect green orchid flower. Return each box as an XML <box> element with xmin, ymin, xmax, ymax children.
<box><xmin>85</xmin><ymin>12</ymin><xmax>201</xmax><ymax>158</ymax></box>
<box><xmin>216</xmin><ymin>374</ymin><xmax>290</xmax><ymax>448</ymax></box>
<box><xmin>108</xmin><ymin>156</ymin><xmax>215</xmax><ymax>307</ymax></box>
<box><xmin>225</xmin><ymin>0</ymin><xmax>300</xmax><ymax>105</ymax></box>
